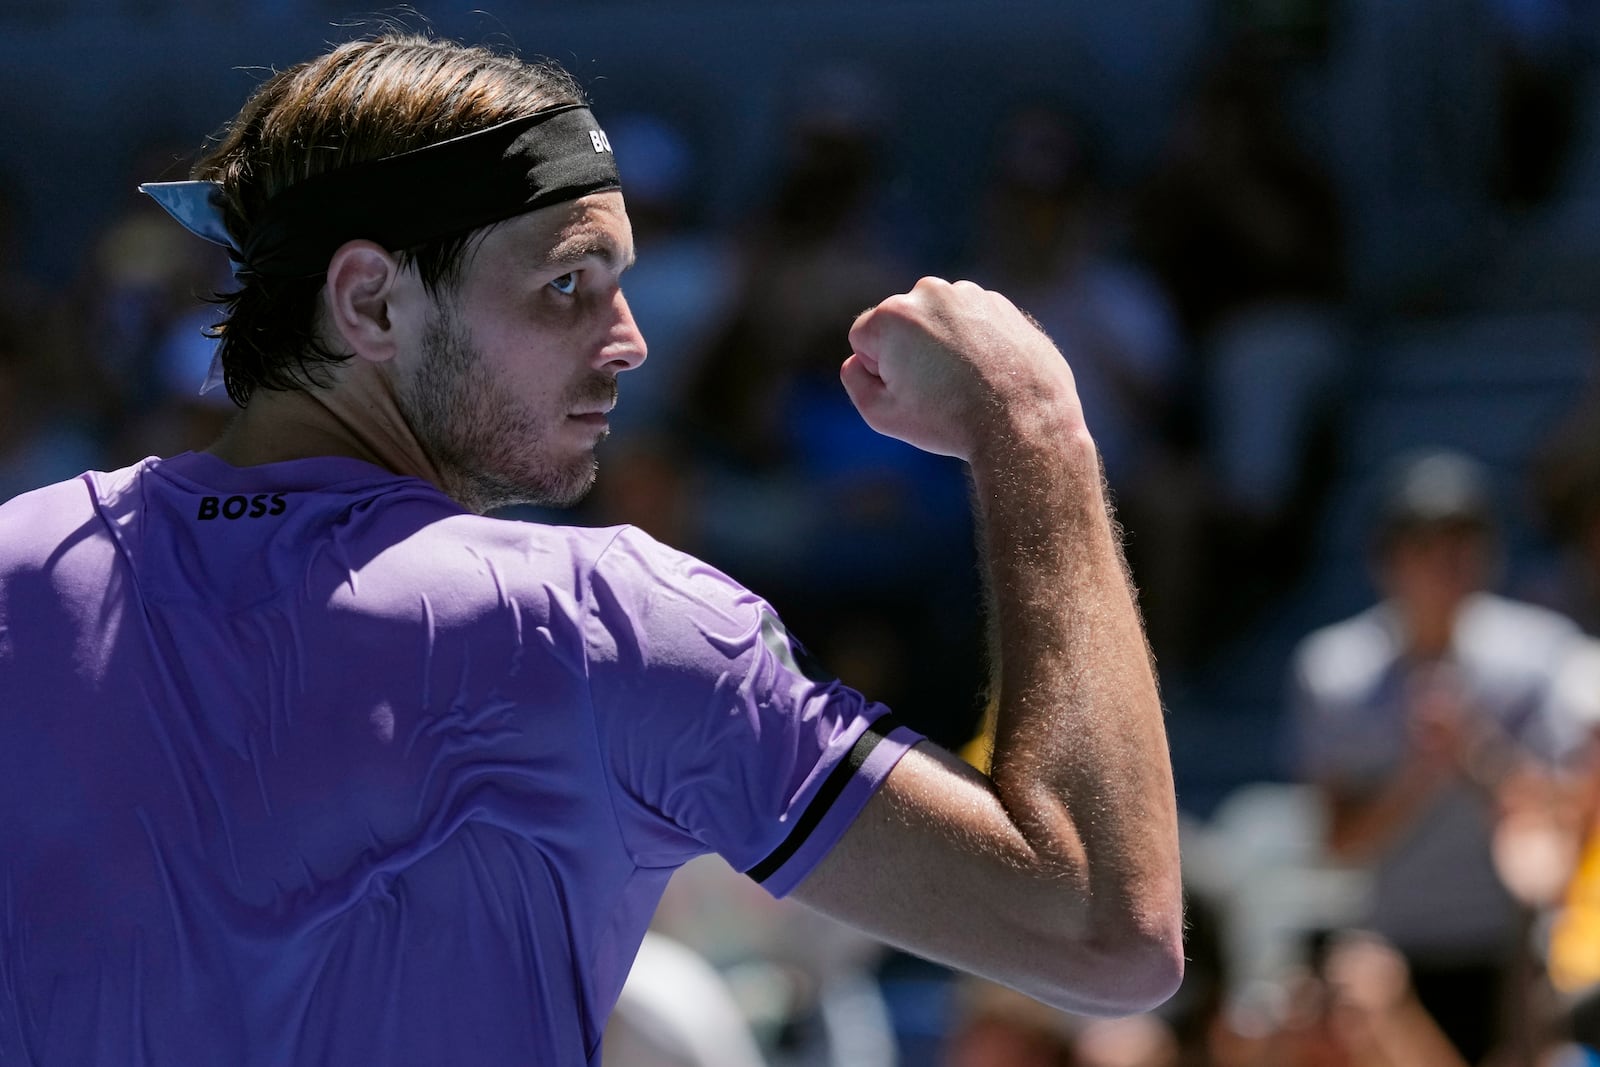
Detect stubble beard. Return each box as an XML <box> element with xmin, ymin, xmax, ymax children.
<box><xmin>401</xmin><ymin>301</ymin><xmax>615</xmax><ymax>514</ymax></box>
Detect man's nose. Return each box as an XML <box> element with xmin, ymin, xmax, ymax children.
<box><xmin>597</xmin><ymin>290</ymin><xmax>647</xmax><ymax>373</ymax></box>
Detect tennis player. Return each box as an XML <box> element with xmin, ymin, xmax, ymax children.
<box><xmin>0</xmin><ymin>33</ymin><xmax>1182</xmax><ymax>1065</ymax></box>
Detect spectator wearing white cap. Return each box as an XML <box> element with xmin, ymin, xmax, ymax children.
<box><xmin>1290</xmin><ymin>448</ymin><xmax>1594</xmax><ymax>1063</ymax></box>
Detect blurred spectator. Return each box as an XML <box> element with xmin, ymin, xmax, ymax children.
<box><xmin>1210</xmin><ymin>931</ymin><xmax>1471</xmax><ymax>1067</ymax></box>
<box><xmin>677</xmin><ymin>67</ymin><xmax>983</xmax><ymax>748</ymax></box>
<box><xmin>0</xmin><ymin>178</ymin><xmax>69</xmax><ymax>398</ymax></box>
<box><xmin>643</xmin><ymin>854</ymin><xmax>897</xmax><ymax>1066</ymax></box>
<box><xmin>942</xmin><ymin>980</ymin><xmax>1179</xmax><ymax>1067</ymax></box>
<box><xmin>604</xmin><ymin>931</ymin><xmax>770</xmax><ymax>1067</ymax></box>
<box><xmin>1134</xmin><ymin>47</ymin><xmax>1349</xmax><ymax>666</ymax></box>
<box><xmin>683</xmin><ymin>64</ymin><xmax>911</xmax><ymax>475</ymax></box>
<box><xmin>1072</xmin><ymin>1016</ymin><xmax>1180</xmax><ymax>1067</ymax></box>
<box><xmin>106</xmin><ymin>302</ymin><xmax>237</xmax><ymax>464</ymax></box>
<box><xmin>75</xmin><ymin>139</ymin><xmax>232</xmax><ymax>461</ymax></box>
<box><xmin>1317</xmin><ymin>932</ymin><xmax>1470</xmax><ymax>1067</ymax></box>
<box><xmin>964</xmin><ymin>106</ymin><xmax>1181</xmax><ymax>493</ymax></box>
<box><xmin>960</xmin><ymin>105</ymin><xmax>1203</xmax><ymax>672</ymax></box>
<box><xmin>1211</xmin><ymin>925</ymin><xmax>1600</xmax><ymax>1067</ymax></box>
<box><xmin>1530</xmin><ymin>385</ymin><xmax>1600</xmax><ymax>635</ymax></box>
<box><xmin>568</xmin><ymin>113</ymin><xmax>734</xmax><ymax>548</ymax></box>
<box><xmin>0</xmin><ymin>176</ymin><xmax>100</xmax><ymax>503</ymax></box>
<box><xmin>0</xmin><ymin>345</ymin><xmax>101</xmax><ymax>505</ymax></box>
<box><xmin>943</xmin><ymin>982</ymin><xmax>1078</xmax><ymax>1067</ymax></box>
<box><xmin>1488</xmin><ymin>0</ymin><xmax>1582</xmax><ymax>210</ymax></box>
<box><xmin>1290</xmin><ymin>449</ymin><xmax>1594</xmax><ymax>1063</ymax></box>
<box><xmin>601</xmin><ymin>113</ymin><xmax>736</xmax><ymax>443</ymax></box>
<box><xmin>0</xmin><ymin>177</ymin><xmax>83</xmax><ymax>412</ymax></box>
<box><xmin>1135</xmin><ymin>48</ymin><xmax>1346</xmax><ymax>504</ymax></box>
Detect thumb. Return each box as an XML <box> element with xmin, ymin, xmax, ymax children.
<box><xmin>840</xmin><ymin>353</ymin><xmax>889</xmax><ymax>420</ymax></box>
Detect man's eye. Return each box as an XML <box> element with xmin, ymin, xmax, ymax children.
<box><xmin>549</xmin><ymin>272</ymin><xmax>578</xmax><ymax>296</ymax></box>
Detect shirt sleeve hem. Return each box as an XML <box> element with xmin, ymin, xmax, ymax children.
<box><xmin>742</xmin><ymin>715</ymin><xmax>923</xmax><ymax>898</ymax></box>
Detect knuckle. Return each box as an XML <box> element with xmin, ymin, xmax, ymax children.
<box><xmin>849</xmin><ymin>304</ymin><xmax>889</xmax><ymax>342</ymax></box>
<box><xmin>911</xmin><ymin>275</ymin><xmax>950</xmax><ymax>298</ymax></box>
<box><xmin>872</xmin><ymin>293</ymin><xmax>918</xmax><ymax>324</ymax></box>
<box><xmin>846</xmin><ymin>315</ymin><xmax>874</xmax><ymax>347</ymax></box>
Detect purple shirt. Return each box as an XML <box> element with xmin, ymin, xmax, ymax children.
<box><xmin>0</xmin><ymin>452</ymin><xmax>920</xmax><ymax>1066</ymax></box>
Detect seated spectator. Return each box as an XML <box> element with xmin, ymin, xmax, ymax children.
<box><xmin>963</xmin><ymin>105</ymin><xmax>1181</xmax><ymax>496</ymax></box>
<box><xmin>0</xmin><ymin>348</ymin><xmax>101</xmax><ymax>506</ymax></box>
<box><xmin>1290</xmin><ymin>448</ymin><xmax>1593</xmax><ymax>1063</ymax></box>
<box><xmin>958</xmin><ymin>105</ymin><xmax>1207</xmax><ymax>672</ymax></box>
<box><xmin>1530</xmin><ymin>388</ymin><xmax>1600</xmax><ymax>635</ymax></box>
<box><xmin>604</xmin><ymin>931</ymin><xmax>769</xmax><ymax>1067</ymax></box>
<box><xmin>0</xmin><ymin>176</ymin><xmax>101</xmax><ymax>503</ymax></box>
<box><xmin>1134</xmin><ymin>47</ymin><xmax>1350</xmax><ymax>666</ymax></box>
<box><xmin>943</xmin><ymin>981</ymin><xmax>1078</xmax><ymax>1067</ymax></box>
<box><xmin>676</xmin><ymin>70</ymin><xmax>984</xmax><ymax>746</ymax></box>
<box><xmin>943</xmin><ymin>979</ymin><xmax>1179</xmax><ymax>1067</ymax></box>
<box><xmin>594</xmin><ymin>113</ymin><xmax>735</xmax><ymax>444</ymax></box>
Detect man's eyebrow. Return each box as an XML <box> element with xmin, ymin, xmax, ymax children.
<box><xmin>538</xmin><ymin>234</ymin><xmax>635</xmax><ymax>272</ymax></box>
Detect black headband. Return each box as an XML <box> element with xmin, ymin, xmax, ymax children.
<box><xmin>142</xmin><ymin>103</ymin><xmax>620</xmax><ymax>280</ymax></box>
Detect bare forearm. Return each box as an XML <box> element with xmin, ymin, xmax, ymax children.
<box><xmin>804</xmin><ymin>277</ymin><xmax>1184</xmax><ymax>1015</ymax></box>
<box><xmin>971</xmin><ymin>419</ymin><xmax>1182</xmax><ymax>979</ymax></box>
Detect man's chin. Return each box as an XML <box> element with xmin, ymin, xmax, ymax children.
<box><xmin>539</xmin><ymin>469</ymin><xmax>600</xmax><ymax>510</ymax></box>
<box><xmin>468</xmin><ymin>457</ymin><xmax>599</xmax><ymax>514</ymax></box>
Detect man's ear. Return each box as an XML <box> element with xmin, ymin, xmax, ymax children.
<box><xmin>323</xmin><ymin>240</ymin><xmax>406</xmax><ymax>364</ymax></box>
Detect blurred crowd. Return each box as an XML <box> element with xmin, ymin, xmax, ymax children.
<box><xmin>10</xmin><ymin>3</ymin><xmax>1600</xmax><ymax>1064</ymax></box>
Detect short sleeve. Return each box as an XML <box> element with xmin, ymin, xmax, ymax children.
<box><xmin>583</xmin><ymin>527</ymin><xmax>923</xmax><ymax>897</ymax></box>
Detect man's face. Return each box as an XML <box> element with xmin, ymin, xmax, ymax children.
<box><xmin>1378</xmin><ymin>521</ymin><xmax>1492</xmax><ymax>615</ymax></box>
<box><xmin>394</xmin><ymin>191</ymin><xmax>645</xmax><ymax>512</ymax></box>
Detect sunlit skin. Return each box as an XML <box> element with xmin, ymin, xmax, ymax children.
<box><xmin>208</xmin><ymin>192</ymin><xmax>646</xmax><ymax>513</ymax></box>
<box><xmin>208</xmin><ymin>201</ymin><xmax>1186</xmax><ymax>1017</ymax></box>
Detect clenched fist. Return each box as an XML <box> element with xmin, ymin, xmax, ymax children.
<box><xmin>840</xmin><ymin>277</ymin><xmax>1086</xmax><ymax>461</ymax></box>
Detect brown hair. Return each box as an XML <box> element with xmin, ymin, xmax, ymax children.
<box><xmin>193</xmin><ymin>34</ymin><xmax>585</xmax><ymax>406</ymax></box>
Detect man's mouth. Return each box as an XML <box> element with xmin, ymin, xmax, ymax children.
<box><xmin>569</xmin><ymin>378</ymin><xmax>619</xmax><ymax>421</ymax></box>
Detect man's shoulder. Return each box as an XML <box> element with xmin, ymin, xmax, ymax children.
<box><xmin>408</xmin><ymin>516</ymin><xmax>681</xmax><ymax>573</ymax></box>
<box><xmin>0</xmin><ymin>470</ymin><xmax>91</xmax><ymax>516</ymax></box>
<box><xmin>576</xmin><ymin>524</ymin><xmax>756</xmax><ymax>611</ymax></box>
<box><xmin>352</xmin><ymin>512</ymin><xmax>627</xmax><ymax>590</ymax></box>
<box><xmin>360</xmin><ymin>518</ymin><xmax>719</xmax><ymax>615</ymax></box>
<box><xmin>0</xmin><ymin>467</ymin><xmax>122</xmax><ymax>570</ymax></box>
<box><xmin>525</xmin><ymin>523</ymin><xmax>768</xmax><ymax>649</ymax></box>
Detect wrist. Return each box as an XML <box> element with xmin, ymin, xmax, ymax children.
<box><xmin>970</xmin><ymin>414</ymin><xmax>1099</xmax><ymax>488</ymax></box>
<box><xmin>966</xmin><ymin>425</ymin><xmax>1107</xmax><ymax>508</ymax></box>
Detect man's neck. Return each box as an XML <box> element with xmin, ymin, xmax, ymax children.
<box><xmin>207</xmin><ymin>382</ymin><xmax>444</xmax><ymax>493</ymax></box>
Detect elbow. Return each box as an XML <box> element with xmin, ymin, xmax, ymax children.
<box><xmin>1096</xmin><ymin>926</ymin><xmax>1186</xmax><ymax>1015</ymax></box>
<box><xmin>1028</xmin><ymin>910</ymin><xmax>1187</xmax><ymax>1017</ymax></box>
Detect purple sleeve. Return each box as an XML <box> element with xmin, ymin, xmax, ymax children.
<box><xmin>583</xmin><ymin>527</ymin><xmax>922</xmax><ymax>897</ymax></box>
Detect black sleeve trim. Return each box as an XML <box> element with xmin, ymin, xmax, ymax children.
<box><xmin>745</xmin><ymin>713</ymin><xmax>902</xmax><ymax>885</ymax></box>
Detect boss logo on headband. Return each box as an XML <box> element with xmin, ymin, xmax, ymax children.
<box><xmin>588</xmin><ymin>129</ymin><xmax>613</xmax><ymax>154</ymax></box>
